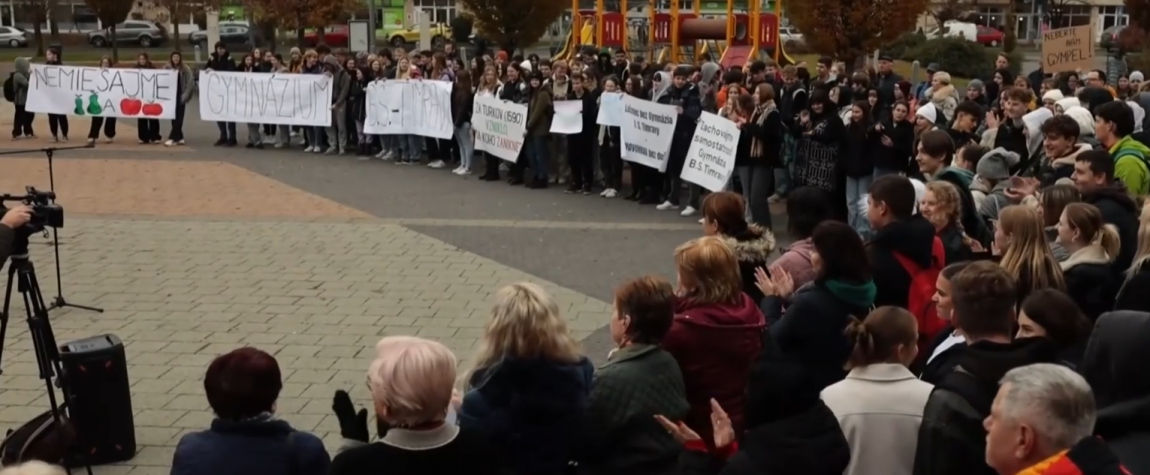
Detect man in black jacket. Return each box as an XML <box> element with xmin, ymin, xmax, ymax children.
<box><xmin>655</xmin><ymin>66</ymin><xmax>702</xmax><ymax>210</ymax></box>
<box><xmin>205</xmin><ymin>42</ymin><xmax>237</xmax><ymax>146</ymax></box>
<box><xmin>913</xmin><ymin>262</ymin><xmax>1061</xmax><ymax>475</ymax></box>
<box><xmin>865</xmin><ymin>175</ymin><xmax>938</xmax><ymax>309</ymax></box>
<box><xmin>872</xmin><ymin>54</ymin><xmax>902</xmax><ymax>115</ymax></box>
<box><xmin>0</xmin><ymin>206</ymin><xmax>32</xmax><ymax>265</ymax></box>
<box><xmin>1071</xmin><ymin>150</ymin><xmax>1140</xmax><ymax>272</ymax></box>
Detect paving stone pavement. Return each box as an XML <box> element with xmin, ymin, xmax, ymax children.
<box><xmin>0</xmin><ymin>159</ymin><xmax>616</xmax><ymax>473</ymax></box>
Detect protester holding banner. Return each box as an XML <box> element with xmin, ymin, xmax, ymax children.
<box><xmin>44</xmin><ymin>47</ymin><xmax>69</xmax><ymax>142</ymax></box>
<box><xmin>476</xmin><ymin>66</ymin><xmax>503</xmax><ymax>181</ymax></box>
<box><xmin>626</xmin><ymin>74</ymin><xmax>658</xmax><ymax>203</ymax></box>
<box><xmin>350</xmin><ymin>66</ymin><xmax>371</xmax><ymax>157</ymax></box>
<box><xmin>566</xmin><ymin>73</ymin><xmax>599</xmax><ymax>194</ymax></box>
<box><xmin>267</xmin><ymin>54</ymin><xmax>292</xmax><ymax>149</ymax></box>
<box><xmin>239</xmin><ymin>54</ymin><xmax>265</xmax><ymax>149</ymax></box>
<box><xmin>597</xmin><ymin>77</ymin><xmax>624</xmax><ymax>198</ymax></box>
<box><xmin>524</xmin><ymin>71</ymin><xmax>555</xmax><ymax>189</ymax></box>
<box><xmin>501</xmin><ymin>64</ymin><xmax>530</xmax><ymax>184</ymax></box>
<box><xmin>451</xmin><ymin>70</ymin><xmax>475</xmax><ymax>175</ymax></box>
<box><xmin>85</xmin><ymin>56</ymin><xmax>117</xmax><ymax>145</ymax></box>
<box><xmin>656</xmin><ymin>67</ymin><xmax>703</xmax><ymax>211</ymax></box>
<box><xmin>426</xmin><ymin>53</ymin><xmax>455</xmax><ymax>169</ymax></box>
<box><xmin>161</xmin><ymin>51</ymin><xmax>194</xmax><ymax>147</ymax></box>
<box><xmin>300</xmin><ymin>51</ymin><xmax>327</xmax><ymax>154</ymax></box>
<box><xmin>205</xmin><ymin>43</ymin><xmax>237</xmax><ymax>147</ymax></box>
<box><xmin>323</xmin><ymin>56</ymin><xmax>352</xmax><ymax>155</ymax></box>
<box><xmin>134</xmin><ymin>53</ymin><xmax>162</xmax><ymax>144</ymax></box>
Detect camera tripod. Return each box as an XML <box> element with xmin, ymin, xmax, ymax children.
<box><xmin>0</xmin><ymin>251</ymin><xmax>92</xmax><ymax>475</ymax></box>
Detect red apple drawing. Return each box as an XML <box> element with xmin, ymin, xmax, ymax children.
<box><xmin>120</xmin><ymin>98</ymin><xmax>142</xmax><ymax>116</ymax></box>
<box><xmin>141</xmin><ymin>102</ymin><xmax>163</xmax><ymax>117</ymax></box>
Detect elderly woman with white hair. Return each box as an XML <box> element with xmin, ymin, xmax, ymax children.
<box><xmin>0</xmin><ymin>462</ymin><xmax>65</xmax><ymax>475</ymax></box>
<box><xmin>328</xmin><ymin>337</ymin><xmax>500</xmax><ymax>475</ymax></box>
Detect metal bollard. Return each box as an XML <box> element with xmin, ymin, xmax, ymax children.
<box><xmin>910</xmin><ymin>60</ymin><xmax>920</xmax><ymax>87</ymax></box>
<box><xmin>194</xmin><ymin>44</ymin><xmax>201</xmax><ymax>63</ymax></box>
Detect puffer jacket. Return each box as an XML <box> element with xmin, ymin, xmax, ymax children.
<box><xmin>719</xmin><ymin>224</ymin><xmax>775</xmax><ymax>306</ymax></box>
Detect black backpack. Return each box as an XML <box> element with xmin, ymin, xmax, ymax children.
<box><xmin>3</xmin><ymin>73</ymin><xmax>15</xmax><ymax>103</ymax></box>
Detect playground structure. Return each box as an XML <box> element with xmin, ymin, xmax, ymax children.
<box><xmin>553</xmin><ymin>0</ymin><xmax>796</xmax><ymax>69</ymax></box>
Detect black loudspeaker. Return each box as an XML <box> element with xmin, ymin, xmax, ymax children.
<box><xmin>59</xmin><ymin>334</ymin><xmax>136</xmax><ymax>466</ymax></box>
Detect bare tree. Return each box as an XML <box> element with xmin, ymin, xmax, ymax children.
<box><xmin>17</xmin><ymin>0</ymin><xmax>49</xmax><ymax>56</ymax></box>
<box><xmin>928</xmin><ymin>0</ymin><xmax>973</xmax><ymax>28</ymax></box>
<box><xmin>85</xmin><ymin>0</ymin><xmax>133</xmax><ymax>62</ymax></box>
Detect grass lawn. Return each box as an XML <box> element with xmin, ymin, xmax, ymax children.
<box><xmin>792</xmin><ymin>53</ymin><xmax>971</xmax><ymax>88</ymax></box>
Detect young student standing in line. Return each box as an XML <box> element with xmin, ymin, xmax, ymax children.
<box><xmin>44</xmin><ymin>47</ymin><xmax>68</xmax><ymax>142</ymax></box>
<box><xmin>87</xmin><ymin>56</ymin><xmax>116</xmax><ymax>144</ymax></box>
<box><xmin>134</xmin><ymin>53</ymin><xmax>162</xmax><ymax>144</ymax></box>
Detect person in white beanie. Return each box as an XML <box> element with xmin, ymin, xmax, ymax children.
<box><xmin>519</xmin><ymin>59</ymin><xmax>532</xmax><ymax>73</ymax></box>
<box><xmin>1054</xmin><ymin>96</ymin><xmax>1080</xmax><ymax>114</ymax></box>
<box><xmin>915</xmin><ymin>103</ymin><xmax>939</xmax><ymax>132</ymax></box>
<box><xmin>1041</xmin><ymin>89</ymin><xmax>1065</xmax><ymax>112</ymax></box>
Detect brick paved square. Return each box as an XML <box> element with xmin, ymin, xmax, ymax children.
<box><xmin>0</xmin><ymin>218</ymin><xmax>611</xmax><ymax>472</ymax></box>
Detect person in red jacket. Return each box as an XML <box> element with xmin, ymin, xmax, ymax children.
<box><xmin>663</xmin><ymin>235</ymin><xmax>766</xmax><ymax>447</ymax></box>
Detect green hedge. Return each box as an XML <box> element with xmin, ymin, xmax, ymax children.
<box><xmin>900</xmin><ymin>37</ymin><xmax>1023</xmax><ymax>80</ymax></box>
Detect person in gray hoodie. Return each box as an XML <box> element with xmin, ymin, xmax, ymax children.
<box><xmin>164</xmin><ymin>51</ymin><xmax>195</xmax><ymax>147</ymax></box>
<box><xmin>324</xmin><ymin>56</ymin><xmax>351</xmax><ymax>155</ymax></box>
<box><xmin>974</xmin><ymin>147</ymin><xmax>1021</xmax><ymax>221</ymax></box>
<box><xmin>11</xmin><ymin>57</ymin><xmax>34</xmax><ymax>139</ymax></box>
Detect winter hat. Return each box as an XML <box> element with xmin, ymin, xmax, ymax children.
<box><xmin>1056</xmin><ymin>97</ymin><xmax>1081</xmax><ymax>112</ymax></box>
<box><xmin>976</xmin><ymin>147</ymin><xmax>1021</xmax><ymax>182</ymax></box>
<box><xmin>916</xmin><ymin>103</ymin><xmax>938</xmax><ymax>124</ymax></box>
<box><xmin>1131</xmin><ymin>71</ymin><xmax>1145</xmax><ymax>82</ymax></box>
<box><xmin>1129</xmin><ymin>101</ymin><xmax>1147</xmax><ymax>132</ymax></box>
<box><xmin>520</xmin><ymin>60</ymin><xmax>533</xmax><ymax>72</ymax></box>
<box><xmin>1064</xmin><ymin>106</ymin><xmax>1095</xmax><ymax>137</ymax></box>
<box><xmin>1043</xmin><ymin>89</ymin><xmax>1065</xmax><ymax>103</ymax></box>
<box><xmin>290</xmin><ymin>47</ymin><xmax>301</xmax><ymax>57</ymax></box>
<box><xmin>927</xmin><ymin>63</ymin><xmax>941</xmax><ymax>73</ymax></box>
<box><xmin>967</xmin><ymin>79</ymin><xmax>986</xmax><ymax>95</ymax></box>
<box><xmin>495</xmin><ymin>51</ymin><xmax>508</xmax><ymax>61</ymax></box>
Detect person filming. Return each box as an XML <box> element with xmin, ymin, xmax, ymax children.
<box><xmin>0</xmin><ymin>205</ymin><xmax>33</xmax><ymax>264</ymax></box>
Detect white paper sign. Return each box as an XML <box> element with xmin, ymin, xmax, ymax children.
<box><xmin>597</xmin><ymin>92</ymin><xmax>623</xmax><ymax>126</ymax></box>
<box><xmin>620</xmin><ymin>94</ymin><xmax>678</xmax><ymax>172</ymax></box>
<box><xmin>550</xmin><ymin>100</ymin><xmax>582</xmax><ymax>134</ymax></box>
<box><xmin>681</xmin><ymin>112</ymin><xmax>740</xmax><ymax>192</ymax></box>
<box><xmin>364</xmin><ymin>79</ymin><xmax>454</xmax><ymax>139</ymax></box>
<box><xmin>27</xmin><ymin>64</ymin><xmax>179</xmax><ymax>119</ymax></box>
<box><xmin>198</xmin><ymin>71</ymin><xmax>333</xmax><ymax>126</ymax></box>
<box><xmin>472</xmin><ymin>95</ymin><xmax>528</xmax><ymax>162</ymax></box>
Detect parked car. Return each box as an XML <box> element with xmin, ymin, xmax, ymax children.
<box><xmin>189</xmin><ymin>25</ymin><xmax>256</xmax><ymax>48</ymax></box>
<box><xmin>87</xmin><ymin>20</ymin><xmax>167</xmax><ymax>48</ymax></box>
<box><xmin>388</xmin><ymin>23</ymin><xmax>451</xmax><ymax>47</ymax></box>
<box><xmin>976</xmin><ymin>25</ymin><xmax>1004</xmax><ymax>47</ymax></box>
<box><xmin>0</xmin><ymin>26</ymin><xmax>27</xmax><ymax>47</ymax></box>
<box><xmin>303</xmin><ymin>25</ymin><xmax>348</xmax><ymax>47</ymax></box>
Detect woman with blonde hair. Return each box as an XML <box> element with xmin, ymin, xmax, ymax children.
<box><xmin>995</xmin><ymin>205</ymin><xmax>1066</xmax><ymax>305</ymax></box>
<box><xmin>821</xmin><ymin>306</ymin><xmax>933</xmax><ymax>475</ymax></box>
<box><xmin>662</xmin><ymin>235</ymin><xmax>765</xmax><ymax>448</ymax></box>
<box><xmin>460</xmin><ymin>282</ymin><xmax>592</xmax><ymax>475</ymax></box>
<box><xmin>1116</xmin><ymin>199</ymin><xmax>1150</xmax><ymax>311</ymax></box>
<box><xmin>918</xmin><ymin>181</ymin><xmax>971</xmax><ymax>264</ymax></box>
<box><xmin>928</xmin><ymin>71</ymin><xmax>960</xmax><ymax>122</ymax></box>
<box><xmin>329</xmin><ymin>337</ymin><xmax>498</xmax><ymax>475</ymax></box>
<box><xmin>1057</xmin><ymin>202</ymin><xmax>1122</xmax><ymax>320</ymax></box>
<box><xmin>1037</xmin><ymin>184</ymin><xmax>1081</xmax><ymax>261</ymax></box>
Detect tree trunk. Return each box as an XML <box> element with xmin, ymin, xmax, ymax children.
<box><xmin>296</xmin><ymin>13</ymin><xmax>305</xmax><ymax>47</ymax></box>
<box><xmin>47</xmin><ymin>0</ymin><xmax>58</xmax><ymax>39</ymax></box>
<box><xmin>111</xmin><ymin>25</ymin><xmax>118</xmax><ymax>63</ymax></box>
<box><xmin>33</xmin><ymin>20</ymin><xmax>44</xmax><ymax>57</ymax></box>
<box><xmin>173</xmin><ymin>8</ymin><xmax>182</xmax><ymax>52</ymax></box>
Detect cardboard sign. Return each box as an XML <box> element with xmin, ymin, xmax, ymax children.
<box><xmin>1042</xmin><ymin>25</ymin><xmax>1094</xmax><ymax>74</ymax></box>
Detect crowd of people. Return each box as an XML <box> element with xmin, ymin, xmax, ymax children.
<box><xmin>7</xmin><ymin>39</ymin><xmax>1150</xmax><ymax>475</ymax></box>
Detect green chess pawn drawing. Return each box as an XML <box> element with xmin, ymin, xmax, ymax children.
<box><xmin>86</xmin><ymin>92</ymin><xmax>102</xmax><ymax>115</ymax></box>
<box><xmin>73</xmin><ymin>94</ymin><xmax>85</xmax><ymax>116</ymax></box>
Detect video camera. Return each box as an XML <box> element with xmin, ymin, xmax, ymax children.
<box><xmin>1</xmin><ymin>186</ymin><xmax>64</xmax><ymax>235</ymax></box>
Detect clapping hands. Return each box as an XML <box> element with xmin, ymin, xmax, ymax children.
<box><xmin>655</xmin><ymin>399</ymin><xmax>735</xmax><ymax>449</ymax></box>
<box><xmin>755</xmin><ymin>266</ymin><xmax>794</xmax><ymax>300</ymax></box>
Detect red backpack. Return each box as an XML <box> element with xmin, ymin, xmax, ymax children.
<box><xmin>892</xmin><ymin>237</ymin><xmax>947</xmax><ymax>354</ymax></box>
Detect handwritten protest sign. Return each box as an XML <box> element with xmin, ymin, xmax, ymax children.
<box><xmin>27</xmin><ymin>65</ymin><xmax>178</xmax><ymax>119</ymax></box>
<box><xmin>550</xmin><ymin>100</ymin><xmax>583</xmax><ymax>134</ymax></box>
<box><xmin>364</xmin><ymin>79</ymin><xmax>454</xmax><ymax>139</ymax></box>
<box><xmin>681</xmin><ymin>112</ymin><xmax>740</xmax><ymax>192</ymax></box>
<box><xmin>1042</xmin><ymin>25</ymin><xmax>1093</xmax><ymax>74</ymax></box>
<box><xmin>620</xmin><ymin>94</ymin><xmax>678</xmax><ymax>172</ymax></box>
<box><xmin>597</xmin><ymin>92</ymin><xmax>623</xmax><ymax>126</ymax></box>
<box><xmin>472</xmin><ymin>95</ymin><xmax>528</xmax><ymax>162</ymax></box>
<box><xmin>198</xmin><ymin>71</ymin><xmax>333</xmax><ymax>126</ymax></box>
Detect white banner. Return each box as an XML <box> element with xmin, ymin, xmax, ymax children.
<box><xmin>27</xmin><ymin>64</ymin><xmax>178</xmax><ymax>119</ymax></box>
<box><xmin>550</xmin><ymin>100</ymin><xmax>582</xmax><ymax>134</ymax></box>
<box><xmin>681</xmin><ymin>112</ymin><xmax>740</xmax><ymax>192</ymax></box>
<box><xmin>597</xmin><ymin>92</ymin><xmax>623</xmax><ymax>126</ymax></box>
<box><xmin>620</xmin><ymin>94</ymin><xmax>678</xmax><ymax>172</ymax></box>
<box><xmin>198</xmin><ymin>71</ymin><xmax>333</xmax><ymax>126</ymax></box>
<box><xmin>472</xmin><ymin>95</ymin><xmax>527</xmax><ymax>163</ymax></box>
<box><xmin>364</xmin><ymin>79</ymin><xmax>454</xmax><ymax>139</ymax></box>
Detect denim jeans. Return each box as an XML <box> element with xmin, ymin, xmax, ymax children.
<box><xmin>325</xmin><ymin>105</ymin><xmax>348</xmax><ymax>151</ymax></box>
<box><xmin>846</xmin><ymin>175</ymin><xmax>875</xmax><ymax>237</ymax></box>
<box><xmin>246</xmin><ymin>123</ymin><xmax>261</xmax><ymax>145</ymax></box>
<box><xmin>456</xmin><ymin>123</ymin><xmax>474</xmax><ymax>169</ymax></box>
<box><xmin>275</xmin><ymin>125</ymin><xmax>290</xmax><ymax>146</ymax></box>
<box><xmin>528</xmin><ymin>135</ymin><xmax>548</xmax><ymax>180</ymax></box>
<box><xmin>306</xmin><ymin>126</ymin><xmax>323</xmax><ymax>147</ymax></box>
<box><xmin>404</xmin><ymin>135</ymin><xmax>423</xmax><ymax>160</ymax></box>
<box><xmin>737</xmin><ymin>165</ymin><xmax>775</xmax><ymax>229</ymax></box>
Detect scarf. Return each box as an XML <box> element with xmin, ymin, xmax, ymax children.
<box><xmin>750</xmin><ymin>100</ymin><xmax>777</xmax><ymax>159</ymax></box>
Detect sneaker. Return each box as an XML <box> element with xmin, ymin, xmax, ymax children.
<box><xmin>582</xmin><ymin>187</ymin><xmax>593</xmax><ymax>196</ymax></box>
<box><xmin>428</xmin><ymin>160</ymin><xmax>446</xmax><ymax>169</ymax></box>
<box><xmin>274</xmin><ymin>143</ymin><xmax>285</xmax><ymax>149</ymax></box>
<box><xmin>680</xmin><ymin>206</ymin><xmax>697</xmax><ymax>217</ymax></box>
<box><xmin>138</xmin><ymin>139</ymin><xmax>146</xmax><ymax>144</ymax></box>
<box><xmin>459</xmin><ymin>168</ymin><xmax>471</xmax><ymax>175</ymax></box>
<box><xmin>289</xmin><ymin>131</ymin><xmax>298</xmax><ymax>137</ymax></box>
<box><xmin>164</xmin><ymin>139</ymin><xmax>174</xmax><ymax>147</ymax></box>
<box><xmin>304</xmin><ymin>146</ymin><xmax>315</xmax><ymax>153</ymax></box>
<box><xmin>60</xmin><ymin>136</ymin><xmax>68</xmax><ymax>142</ymax></box>
<box><xmin>357</xmin><ymin>155</ymin><xmax>371</xmax><ymax>161</ymax></box>
<box><xmin>603</xmin><ymin>188</ymin><xmax>618</xmax><ymax>198</ymax></box>
<box><xmin>86</xmin><ymin>138</ymin><xmax>95</xmax><ymax>145</ymax></box>
<box><xmin>565</xmin><ymin>185</ymin><xmax>579</xmax><ymax>194</ymax></box>
<box><xmin>214</xmin><ymin>138</ymin><xmax>226</xmax><ymax>146</ymax></box>
<box><xmin>50</xmin><ymin>136</ymin><xmax>58</xmax><ymax>143</ymax></box>
<box><xmin>177</xmin><ymin>140</ymin><xmax>185</xmax><ymax>145</ymax></box>
<box><xmin>380</xmin><ymin>152</ymin><xmax>394</xmax><ymax>161</ymax></box>
<box><xmin>656</xmin><ymin>201</ymin><xmax>680</xmax><ymax>211</ymax></box>
<box><xmin>338</xmin><ymin>149</ymin><xmax>347</xmax><ymax>156</ymax></box>
<box><xmin>312</xmin><ymin>147</ymin><xmax>323</xmax><ymax>154</ymax></box>
<box><xmin>375</xmin><ymin>150</ymin><xmax>388</xmax><ymax>159</ymax></box>
<box><xmin>599</xmin><ymin>189</ymin><xmax>609</xmax><ymax>197</ymax></box>
<box><xmin>451</xmin><ymin>166</ymin><xmax>463</xmax><ymax>174</ymax></box>
<box><xmin>767</xmin><ymin>194</ymin><xmax>782</xmax><ymax>203</ymax></box>
<box><xmin>105</xmin><ymin>138</ymin><xmax>114</xmax><ymax>144</ymax></box>
<box><xmin>324</xmin><ymin>147</ymin><xmax>337</xmax><ymax>155</ymax></box>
